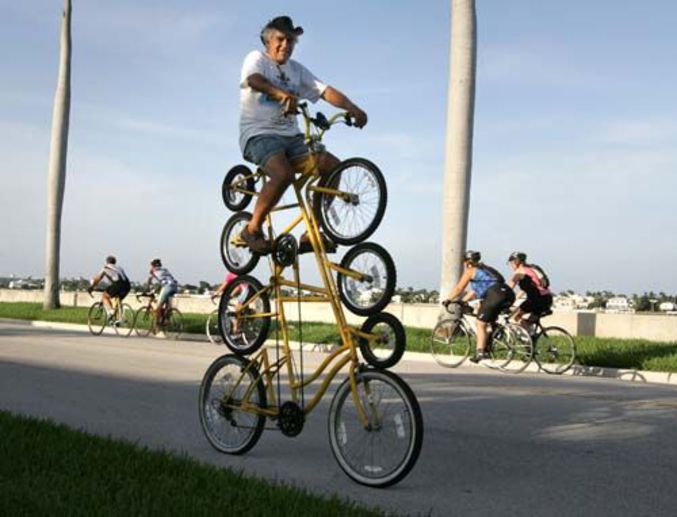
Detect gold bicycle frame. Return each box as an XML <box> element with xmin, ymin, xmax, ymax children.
<box><xmin>219</xmin><ymin>106</ymin><xmax>387</xmax><ymax>427</ymax></box>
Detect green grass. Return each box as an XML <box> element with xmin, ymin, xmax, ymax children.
<box><xmin>2</xmin><ymin>302</ymin><xmax>677</xmax><ymax>373</ymax></box>
<box><xmin>0</xmin><ymin>410</ymin><xmax>381</xmax><ymax>516</ymax></box>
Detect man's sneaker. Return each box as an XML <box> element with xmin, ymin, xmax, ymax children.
<box><xmin>469</xmin><ymin>350</ymin><xmax>491</xmax><ymax>363</ymax></box>
<box><xmin>239</xmin><ymin>227</ymin><xmax>272</xmax><ymax>254</ymax></box>
<box><xmin>298</xmin><ymin>232</ymin><xmax>337</xmax><ymax>254</ymax></box>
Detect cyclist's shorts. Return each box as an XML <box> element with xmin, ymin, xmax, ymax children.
<box><xmin>106</xmin><ymin>279</ymin><xmax>130</xmax><ymax>300</ymax></box>
<box><xmin>158</xmin><ymin>284</ymin><xmax>178</xmax><ymax>306</ymax></box>
<box><xmin>520</xmin><ymin>294</ymin><xmax>553</xmax><ymax>317</ymax></box>
<box><xmin>243</xmin><ymin>133</ymin><xmax>309</xmax><ymax>169</ymax></box>
<box><xmin>477</xmin><ymin>284</ymin><xmax>515</xmax><ymax>323</ymax></box>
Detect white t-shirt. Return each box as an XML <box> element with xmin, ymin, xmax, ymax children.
<box><xmin>150</xmin><ymin>267</ymin><xmax>177</xmax><ymax>287</ymax></box>
<box><xmin>239</xmin><ymin>50</ymin><xmax>327</xmax><ymax>152</ymax></box>
<box><xmin>98</xmin><ymin>264</ymin><xmax>128</xmax><ymax>285</ymax></box>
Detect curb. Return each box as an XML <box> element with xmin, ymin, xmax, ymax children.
<box><xmin>2</xmin><ymin>318</ymin><xmax>676</xmax><ymax>387</ymax></box>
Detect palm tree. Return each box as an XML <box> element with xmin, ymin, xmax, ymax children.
<box><xmin>43</xmin><ymin>0</ymin><xmax>72</xmax><ymax>309</ymax></box>
<box><xmin>439</xmin><ymin>0</ymin><xmax>477</xmax><ymax>306</ymax></box>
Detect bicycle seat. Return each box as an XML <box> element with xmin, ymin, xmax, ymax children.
<box><xmin>540</xmin><ymin>309</ymin><xmax>553</xmax><ymax>317</ymax></box>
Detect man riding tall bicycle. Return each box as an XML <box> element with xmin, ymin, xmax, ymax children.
<box><xmin>238</xmin><ymin>15</ymin><xmax>368</xmax><ymax>254</ymax></box>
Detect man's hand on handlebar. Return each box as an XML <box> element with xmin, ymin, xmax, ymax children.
<box><xmin>280</xmin><ymin>91</ymin><xmax>299</xmax><ymax>116</ymax></box>
<box><xmin>347</xmin><ymin>106</ymin><xmax>367</xmax><ymax>128</ymax></box>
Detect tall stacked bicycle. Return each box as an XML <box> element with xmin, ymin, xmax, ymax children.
<box><xmin>199</xmin><ymin>104</ymin><xmax>422</xmax><ymax>487</ymax></box>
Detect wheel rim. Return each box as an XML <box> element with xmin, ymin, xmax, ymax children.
<box><xmin>364</xmin><ymin>321</ymin><xmax>397</xmax><ymax>363</ymax></box>
<box><xmin>330</xmin><ymin>372</ymin><xmax>417</xmax><ymax>486</ymax></box>
<box><xmin>431</xmin><ymin>320</ymin><xmax>472</xmax><ymax>367</ymax></box>
<box><xmin>165</xmin><ymin>310</ymin><xmax>183</xmax><ymax>339</ymax></box>
<box><xmin>201</xmin><ymin>358</ymin><xmax>262</xmax><ymax>452</ymax></box>
<box><xmin>222</xmin><ymin>216</ymin><xmax>256</xmax><ymax>272</ymax></box>
<box><xmin>486</xmin><ymin>333</ymin><xmax>513</xmax><ymax>369</ymax></box>
<box><xmin>88</xmin><ymin>304</ymin><xmax>107</xmax><ymax>335</ymax></box>
<box><xmin>536</xmin><ymin>328</ymin><xmax>575</xmax><ymax>373</ymax></box>
<box><xmin>225</xmin><ymin>171</ymin><xmax>248</xmax><ymax>207</ymax></box>
<box><xmin>322</xmin><ymin>164</ymin><xmax>383</xmax><ymax>242</ymax></box>
<box><xmin>340</xmin><ymin>248</ymin><xmax>391</xmax><ymax>313</ymax></box>
<box><xmin>114</xmin><ymin>304</ymin><xmax>135</xmax><ymax>337</ymax></box>
<box><xmin>207</xmin><ymin>312</ymin><xmax>222</xmax><ymax>344</ymax></box>
<box><xmin>219</xmin><ymin>279</ymin><xmax>268</xmax><ymax>352</ymax></box>
<box><xmin>135</xmin><ymin>308</ymin><xmax>153</xmax><ymax>336</ymax></box>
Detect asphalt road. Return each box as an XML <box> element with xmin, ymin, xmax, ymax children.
<box><xmin>1</xmin><ymin>321</ymin><xmax>676</xmax><ymax>516</ymax></box>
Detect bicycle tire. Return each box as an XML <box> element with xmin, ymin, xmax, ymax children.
<box><xmin>500</xmin><ymin>323</ymin><xmax>534</xmax><ymax>374</ymax></box>
<box><xmin>113</xmin><ymin>303</ymin><xmax>135</xmax><ymax>337</ymax></box>
<box><xmin>134</xmin><ymin>306</ymin><xmax>153</xmax><ymax>337</ymax></box>
<box><xmin>218</xmin><ymin>275</ymin><xmax>270</xmax><ymax>355</ymax></box>
<box><xmin>533</xmin><ymin>326</ymin><xmax>576</xmax><ymax>374</ymax></box>
<box><xmin>199</xmin><ymin>354</ymin><xmax>266</xmax><ymax>455</ymax></box>
<box><xmin>220</xmin><ymin>211</ymin><xmax>260</xmax><ymax>275</ymax></box>
<box><xmin>222</xmin><ymin>164</ymin><xmax>256</xmax><ymax>212</ymax></box>
<box><xmin>337</xmin><ymin>242</ymin><xmax>396</xmax><ymax>316</ymax></box>
<box><xmin>87</xmin><ymin>302</ymin><xmax>107</xmax><ymax>336</ymax></box>
<box><xmin>485</xmin><ymin>325</ymin><xmax>513</xmax><ymax>370</ymax></box>
<box><xmin>328</xmin><ymin>368</ymin><xmax>423</xmax><ymax>487</ymax></box>
<box><xmin>358</xmin><ymin>312</ymin><xmax>405</xmax><ymax>369</ymax></box>
<box><xmin>430</xmin><ymin>319</ymin><xmax>473</xmax><ymax>368</ymax></box>
<box><xmin>164</xmin><ymin>308</ymin><xmax>184</xmax><ymax>340</ymax></box>
<box><xmin>313</xmin><ymin>158</ymin><xmax>387</xmax><ymax>245</ymax></box>
<box><xmin>206</xmin><ymin>309</ymin><xmax>222</xmax><ymax>344</ymax></box>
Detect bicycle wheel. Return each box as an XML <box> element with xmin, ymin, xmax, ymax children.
<box><xmin>164</xmin><ymin>308</ymin><xmax>184</xmax><ymax>340</ymax></box>
<box><xmin>134</xmin><ymin>306</ymin><xmax>153</xmax><ymax>337</ymax></box>
<box><xmin>87</xmin><ymin>302</ymin><xmax>107</xmax><ymax>336</ymax></box>
<box><xmin>500</xmin><ymin>323</ymin><xmax>534</xmax><ymax>374</ymax></box>
<box><xmin>430</xmin><ymin>319</ymin><xmax>473</xmax><ymax>368</ymax></box>
<box><xmin>328</xmin><ymin>368</ymin><xmax>423</xmax><ymax>487</ymax></box>
<box><xmin>484</xmin><ymin>326</ymin><xmax>513</xmax><ymax>370</ymax></box>
<box><xmin>534</xmin><ymin>326</ymin><xmax>576</xmax><ymax>374</ymax></box>
<box><xmin>206</xmin><ymin>309</ymin><xmax>222</xmax><ymax>344</ymax></box>
<box><xmin>220</xmin><ymin>211</ymin><xmax>260</xmax><ymax>275</ymax></box>
<box><xmin>222</xmin><ymin>164</ymin><xmax>256</xmax><ymax>212</ymax></box>
<box><xmin>113</xmin><ymin>303</ymin><xmax>135</xmax><ymax>337</ymax></box>
<box><xmin>313</xmin><ymin>158</ymin><xmax>387</xmax><ymax>245</ymax></box>
<box><xmin>218</xmin><ymin>275</ymin><xmax>271</xmax><ymax>355</ymax></box>
<box><xmin>337</xmin><ymin>242</ymin><xmax>396</xmax><ymax>316</ymax></box>
<box><xmin>199</xmin><ymin>354</ymin><xmax>266</xmax><ymax>455</ymax></box>
<box><xmin>358</xmin><ymin>312</ymin><xmax>405</xmax><ymax>369</ymax></box>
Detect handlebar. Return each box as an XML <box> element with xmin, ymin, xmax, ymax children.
<box><xmin>298</xmin><ymin>102</ymin><xmax>353</xmax><ymax>132</ymax></box>
<box><xmin>442</xmin><ymin>299</ymin><xmax>474</xmax><ymax>315</ymax></box>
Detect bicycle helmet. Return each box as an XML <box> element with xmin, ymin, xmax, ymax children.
<box><xmin>464</xmin><ymin>250</ymin><xmax>481</xmax><ymax>263</ymax></box>
<box><xmin>508</xmin><ymin>251</ymin><xmax>527</xmax><ymax>263</ymax></box>
<box><xmin>105</xmin><ymin>255</ymin><xmax>116</xmax><ymax>264</ymax></box>
<box><xmin>150</xmin><ymin>258</ymin><xmax>162</xmax><ymax>267</ymax></box>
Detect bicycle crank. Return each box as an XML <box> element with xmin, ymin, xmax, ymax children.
<box><xmin>272</xmin><ymin>234</ymin><xmax>298</xmax><ymax>267</ymax></box>
<box><xmin>278</xmin><ymin>401</ymin><xmax>305</xmax><ymax>437</ymax></box>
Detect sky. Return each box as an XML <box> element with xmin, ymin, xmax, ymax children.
<box><xmin>1</xmin><ymin>0</ymin><xmax>676</xmax><ymax>294</ymax></box>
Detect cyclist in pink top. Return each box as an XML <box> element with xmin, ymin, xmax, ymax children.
<box><xmin>506</xmin><ymin>251</ymin><xmax>553</xmax><ymax>330</ymax></box>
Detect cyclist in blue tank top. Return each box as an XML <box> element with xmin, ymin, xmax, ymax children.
<box><xmin>443</xmin><ymin>250</ymin><xmax>515</xmax><ymax>363</ymax></box>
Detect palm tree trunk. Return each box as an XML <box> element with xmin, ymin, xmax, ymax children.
<box><xmin>440</xmin><ymin>0</ymin><xmax>477</xmax><ymax>306</ymax></box>
<box><xmin>44</xmin><ymin>0</ymin><xmax>72</xmax><ymax>310</ymax></box>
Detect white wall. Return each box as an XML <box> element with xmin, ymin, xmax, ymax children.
<box><xmin>1</xmin><ymin>289</ymin><xmax>676</xmax><ymax>342</ymax></box>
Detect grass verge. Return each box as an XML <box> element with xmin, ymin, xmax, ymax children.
<box><xmin>0</xmin><ymin>410</ymin><xmax>380</xmax><ymax>516</ymax></box>
<box><xmin>2</xmin><ymin>302</ymin><xmax>677</xmax><ymax>373</ymax></box>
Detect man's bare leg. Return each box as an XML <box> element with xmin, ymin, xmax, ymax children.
<box><xmin>247</xmin><ymin>153</ymin><xmax>295</xmax><ymax>233</ymax></box>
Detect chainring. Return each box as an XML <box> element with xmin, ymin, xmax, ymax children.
<box><xmin>278</xmin><ymin>401</ymin><xmax>305</xmax><ymax>437</ymax></box>
<box><xmin>272</xmin><ymin>234</ymin><xmax>298</xmax><ymax>267</ymax></box>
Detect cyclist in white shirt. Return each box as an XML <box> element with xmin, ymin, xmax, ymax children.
<box><xmin>89</xmin><ymin>256</ymin><xmax>131</xmax><ymax>318</ymax></box>
<box><xmin>238</xmin><ymin>15</ymin><xmax>368</xmax><ymax>254</ymax></box>
<box><xmin>146</xmin><ymin>258</ymin><xmax>179</xmax><ymax>333</ymax></box>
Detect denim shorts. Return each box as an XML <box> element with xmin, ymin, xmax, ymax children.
<box><xmin>158</xmin><ymin>284</ymin><xmax>178</xmax><ymax>306</ymax></box>
<box><xmin>243</xmin><ymin>134</ymin><xmax>310</xmax><ymax>168</ymax></box>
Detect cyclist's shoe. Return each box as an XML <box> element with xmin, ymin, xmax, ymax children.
<box><xmin>469</xmin><ymin>350</ymin><xmax>491</xmax><ymax>363</ymax></box>
<box><xmin>298</xmin><ymin>232</ymin><xmax>337</xmax><ymax>254</ymax></box>
<box><xmin>239</xmin><ymin>227</ymin><xmax>272</xmax><ymax>255</ymax></box>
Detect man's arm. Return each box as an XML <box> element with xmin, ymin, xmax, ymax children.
<box><xmin>247</xmin><ymin>73</ymin><xmax>298</xmax><ymax>114</ymax></box>
<box><xmin>446</xmin><ymin>268</ymin><xmax>474</xmax><ymax>301</ymax></box>
<box><xmin>321</xmin><ymin>86</ymin><xmax>367</xmax><ymax>128</ymax></box>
